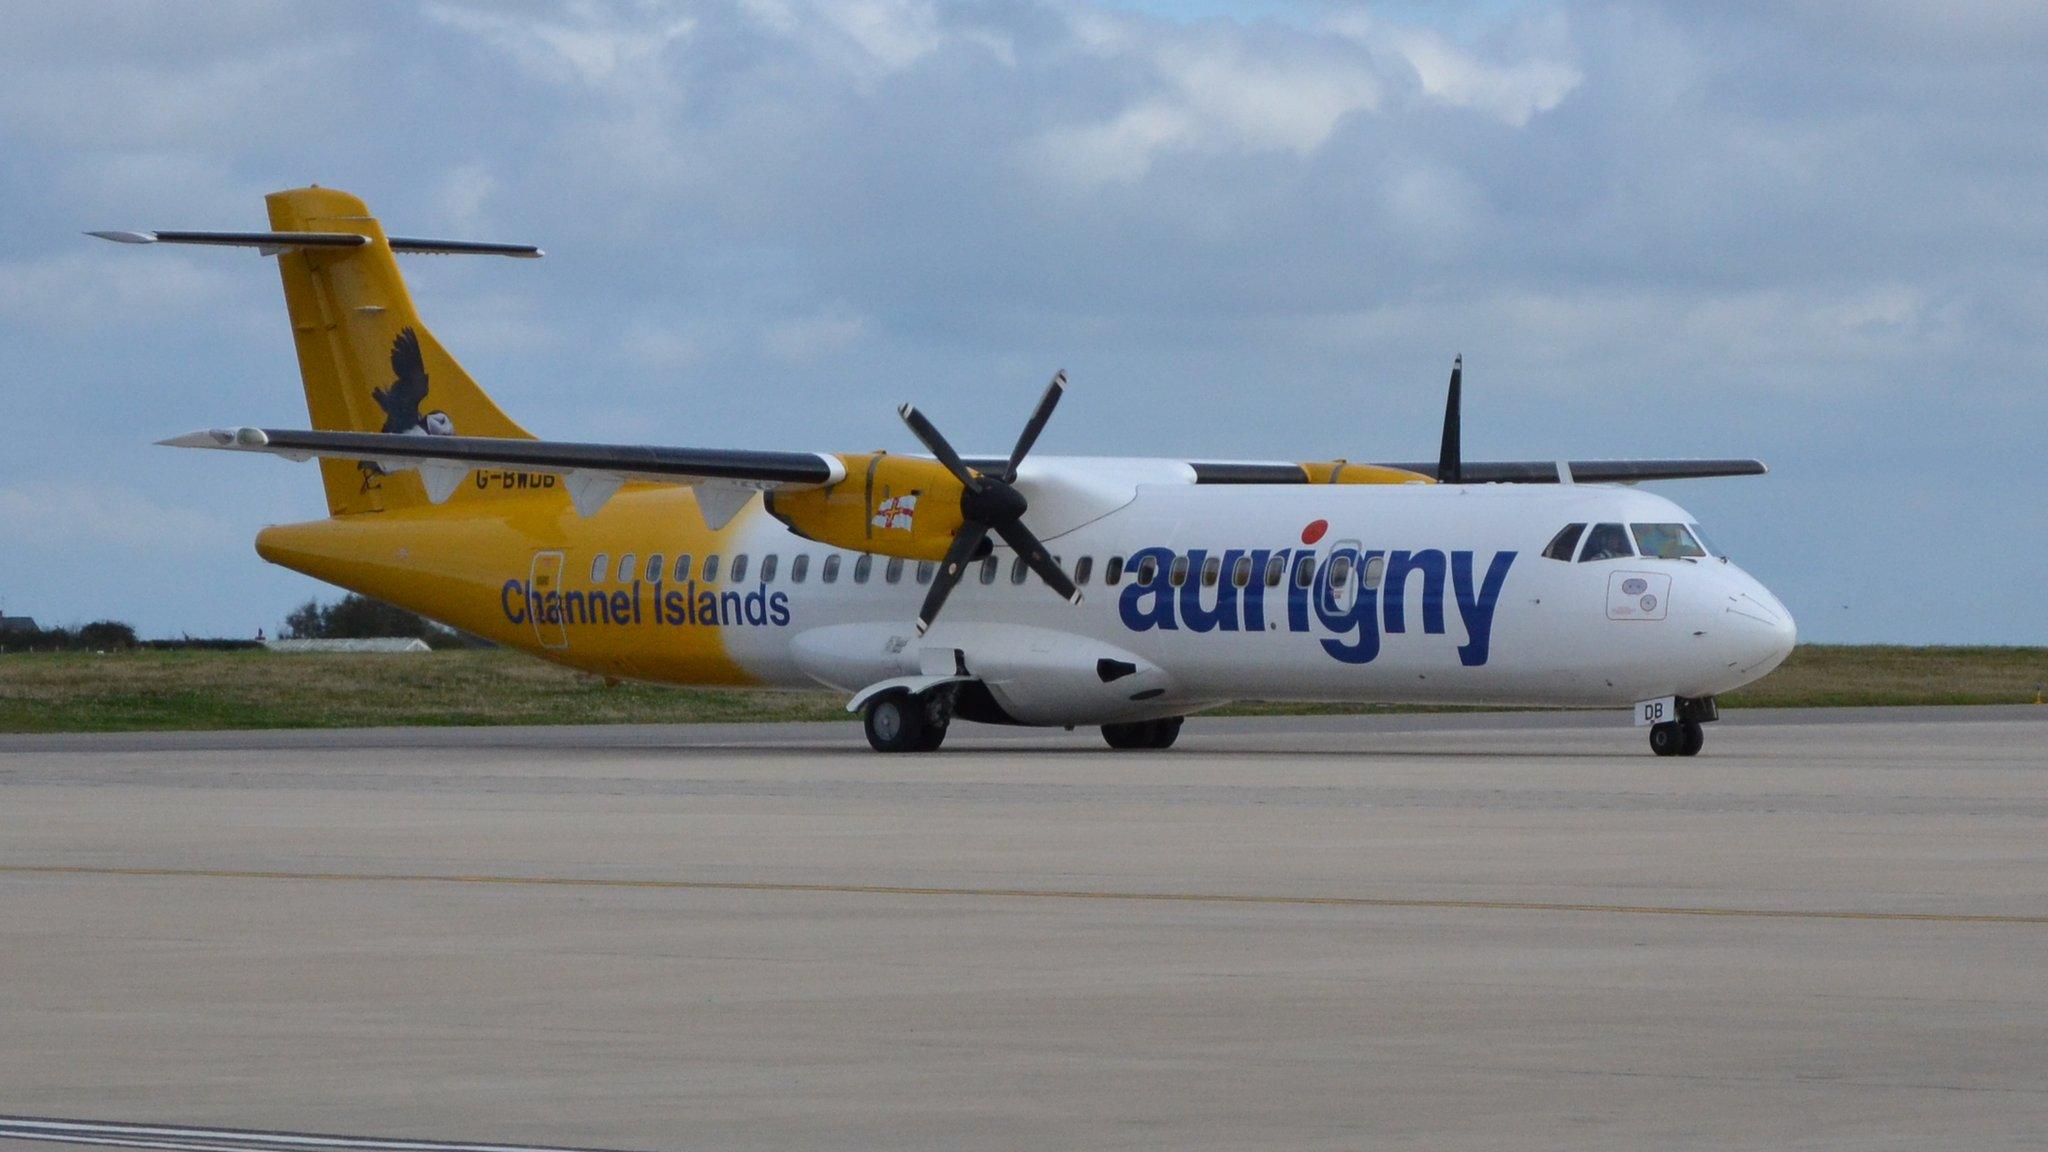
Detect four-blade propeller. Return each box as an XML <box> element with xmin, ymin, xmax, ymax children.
<box><xmin>898</xmin><ymin>371</ymin><xmax>1081</xmax><ymax>634</ymax></box>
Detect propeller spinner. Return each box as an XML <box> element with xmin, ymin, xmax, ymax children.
<box><xmin>898</xmin><ymin>371</ymin><xmax>1081</xmax><ymax>634</ymax></box>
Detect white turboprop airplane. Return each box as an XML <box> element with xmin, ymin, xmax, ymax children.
<box><xmin>105</xmin><ymin>187</ymin><xmax>1796</xmax><ymax>755</ymax></box>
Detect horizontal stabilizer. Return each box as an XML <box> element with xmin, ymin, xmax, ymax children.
<box><xmin>90</xmin><ymin>230</ymin><xmax>540</xmax><ymax>258</ymax></box>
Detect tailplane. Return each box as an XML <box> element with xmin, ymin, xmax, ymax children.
<box><xmin>96</xmin><ymin>186</ymin><xmax>541</xmax><ymax>515</ymax></box>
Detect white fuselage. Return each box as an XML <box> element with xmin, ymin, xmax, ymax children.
<box><xmin>683</xmin><ymin>468</ymin><xmax>1796</xmax><ymax>725</ymax></box>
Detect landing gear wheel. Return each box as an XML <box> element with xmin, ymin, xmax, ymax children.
<box><xmin>1101</xmin><ymin>716</ymin><xmax>1184</xmax><ymax>750</ymax></box>
<box><xmin>1678</xmin><ymin>719</ymin><xmax>1705</xmax><ymax>757</ymax></box>
<box><xmin>1649</xmin><ymin>721</ymin><xmax>1683</xmax><ymax>757</ymax></box>
<box><xmin>864</xmin><ymin>691</ymin><xmax>926</xmax><ymax>753</ymax></box>
<box><xmin>914</xmin><ymin>720</ymin><xmax>949</xmax><ymax>752</ymax></box>
<box><xmin>1145</xmin><ymin>716</ymin><xmax>1183</xmax><ymax>749</ymax></box>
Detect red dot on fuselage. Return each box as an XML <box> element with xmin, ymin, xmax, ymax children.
<box><xmin>1301</xmin><ymin>519</ymin><xmax>1328</xmax><ymax>545</ymax></box>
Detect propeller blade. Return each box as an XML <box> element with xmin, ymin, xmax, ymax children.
<box><xmin>1002</xmin><ymin>370</ymin><xmax>1066</xmax><ymax>483</ymax></box>
<box><xmin>914</xmin><ymin>522</ymin><xmax>992</xmax><ymax>635</ymax></box>
<box><xmin>992</xmin><ymin>521</ymin><xmax>1082</xmax><ymax>604</ymax></box>
<box><xmin>1437</xmin><ymin>354</ymin><xmax>1463</xmax><ymax>485</ymax></box>
<box><xmin>898</xmin><ymin>403</ymin><xmax>983</xmax><ymax>492</ymax></box>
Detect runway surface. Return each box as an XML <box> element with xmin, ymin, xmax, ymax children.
<box><xmin>2</xmin><ymin>708</ymin><xmax>2044</xmax><ymax>1150</ymax></box>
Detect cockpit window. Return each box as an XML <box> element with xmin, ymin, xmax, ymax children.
<box><xmin>1630</xmin><ymin>523</ymin><xmax>1707</xmax><ymax>559</ymax></box>
<box><xmin>1542</xmin><ymin>523</ymin><xmax>1586</xmax><ymax>562</ymax></box>
<box><xmin>1688</xmin><ymin>523</ymin><xmax>1721</xmax><ymax>558</ymax></box>
<box><xmin>1578</xmin><ymin>523</ymin><xmax>1634</xmax><ymax>562</ymax></box>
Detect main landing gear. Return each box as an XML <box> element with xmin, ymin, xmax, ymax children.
<box><xmin>862</xmin><ymin>688</ymin><xmax>952</xmax><ymax>753</ymax></box>
<box><xmin>1101</xmin><ymin>717</ymin><xmax>1183</xmax><ymax>750</ymax></box>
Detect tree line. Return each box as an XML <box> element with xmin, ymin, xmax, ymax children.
<box><xmin>1</xmin><ymin>595</ymin><xmax>483</xmax><ymax>653</ymax></box>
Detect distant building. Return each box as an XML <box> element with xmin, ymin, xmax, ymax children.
<box><xmin>265</xmin><ymin>638</ymin><xmax>433</xmax><ymax>654</ymax></box>
<box><xmin>0</xmin><ymin>614</ymin><xmax>39</xmax><ymax>635</ymax></box>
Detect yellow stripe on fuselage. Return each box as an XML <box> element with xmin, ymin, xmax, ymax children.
<box><xmin>256</xmin><ymin>485</ymin><xmax>758</xmax><ymax>684</ymax></box>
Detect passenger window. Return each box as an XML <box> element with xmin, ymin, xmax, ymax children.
<box><xmin>1168</xmin><ymin>556</ymin><xmax>1190</xmax><ymax>587</ymax></box>
<box><xmin>618</xmin><ymin>553</ymin><xmax>637</xmax><ymax>583</ymax></box>
<box><xmin>791</xmin><ymin>554</ymin><xmax>809</xmax><ymax>583</ymax></box>
<box><xmin>885</xmin><ymin>557</ymin><xmax>904</xmax><ymax>584</ymax></box>
<box><xmin>1134</xmin><ymin>556</ymin><xmax>1158</xmax><ymax>585</ymax></box>
<box><xmin>854</xmin><ymin>555</ymin><xmax>872</xmax><ymax>584</ymax></box>
<box><xmin>1011</xmin><ymin>556</ymin><xmax>1029</xmax><ymax>585</ymax></box>
<box><xmin>729</xmin><ymin>554</ymin><xmax>749</xmax><ymax>582</ymax></box>
<box><xmin>1230</xmin><ymin>555</ymin><xmax>1252</xmax><ymax>588</ymax></box>
<box><xmin>1543</xmin><ymin>523</ymin><xmax>1586</xmax><ymax>562</ymax></box>
<box><xmin>590</xmin><ymin>553</ymin><xmax>610</xmax><ymax>583</ymax></box>
<box><xmin>760</xmin><ymin>554</ymin><xmax>778</xmax><ymax>583</ymax></box>
<box><xmin>915</xmin><ymin>560</ymin><xmax>934</xmax><ymax>585</ymax></box>
<box><xmin>1074</xmin><ymin>557</ymin><xmax>1094</xmax><ymax>585</ymax></box>
<box><xmin>1327</xmin><ymin>554</ymin><xmax>1352</xmax><ymax>589</ymax></box>
<box><xmin>647</xmin><ymin>554</ymin><xmax>665</xmax><ymax>583</ymax></box>
<box><xmin>1265</xmin><ymin>555</ymin><xmax>1287</xmax><ymax>587</ymax></box>
<box><xmin>821</xmin><ymin>554</ymin><xmax>840</xmax><ymax>583</ymax></box>
<box><xmin>980</xmin><ymin>555</ymin><xmax>999</xmax><ymax>584</ymax></box>
<box><xmin>702</xmin><ymin>554</ymin><xmax>721</xmax><ymax>583</ymax></box>
<box><xmin>1105</xmin><ymin>556</ymin><xmax>1125</xmax><ymax>585</ymax></box>
<box><xmin>1200</xmin><ymin>555</ymin><xmax>1221</xmax><ymax>588</ymax></box>
<box><xmin>1293</xmin><ymin>555</ymin><xmax>1316</xmax><ymax>588</ymax></box>
<box><xmin>673</xmin><ymin>554</ymin><xmax>693</xmax><ymax>583</ymax></box>
<box><xmin>1630</xmin><ymin>523</ymin><xmax>1707</xmax><ymax>560</ymax></box>
<box><xmin>1578</xmin><ymin>523</ymin><xmax>1634</xmax><ymax>562</ymax></box>
<box><xmin>1362</xmin><ymin>555</ymin><xmax>1385</xmax><ymax>590</ymax></box>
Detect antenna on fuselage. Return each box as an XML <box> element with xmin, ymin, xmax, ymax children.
<box><xmin>1436</xmin><ymin>354</ymin><xmax>1463</xmax><ymax>484</ymax></box>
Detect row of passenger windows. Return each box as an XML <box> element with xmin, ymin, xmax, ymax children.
<box><xmin>586</xmin><ymin>549</ymin><xmax>1384</xmax><ymax>591</ymax></box>
<box><xmin>1542</xmin><ymin>522</ymin><xmax>1713</xmax><ymax>563</ymax></box>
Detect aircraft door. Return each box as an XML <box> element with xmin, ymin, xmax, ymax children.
<box><xmin>529</xmin><ymin>551</ymin><xmax>568</xmax><ymax>649</ymax></box>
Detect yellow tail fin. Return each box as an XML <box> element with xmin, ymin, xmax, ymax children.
<box><xmin>265</xmin><ymin>187</ymin><xmax>533</xmax><ymax>515</ymax></box>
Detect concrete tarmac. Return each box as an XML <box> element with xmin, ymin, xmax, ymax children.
<box><xmin>1</xmin><ymin>709</ymin><xmax>2044</xmax><ymax>1150</ymax></box>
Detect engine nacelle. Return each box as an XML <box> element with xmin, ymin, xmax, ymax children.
<box><xmin>765</xmin><ymin>453</ymin><xmax>966</xmax><ymax>561</ymax></box>
<box><xmin>1299</xmin><ymin>460</ymin><xmax>1434</xmax><ymax>484</ymax></box>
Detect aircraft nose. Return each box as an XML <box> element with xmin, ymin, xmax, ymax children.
<box><xmin>1722</xmin><ymin>575</ymin><xmax>1796</xmax><ymax>677</ymax></box>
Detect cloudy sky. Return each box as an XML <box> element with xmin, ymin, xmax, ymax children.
<box><xmin>2</xmin><ymin>1</ymin><xmax>2043</xmax><ymax>643</ymax></box>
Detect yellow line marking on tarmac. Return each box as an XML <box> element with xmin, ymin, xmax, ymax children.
<box><xmin>3</xmin><ymin>864</ymin><xmax>2042</xmax><ymax>925</ymax></box>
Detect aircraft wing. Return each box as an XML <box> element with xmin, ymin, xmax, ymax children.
<box><xmin>161</xmin><ymin>427</ymin><xmax>843</xmax><ymax>526</ymax></box>
<box><xmin>1369</xmin><ymin>459</ymin><xmax>1768</xmax><ymax>483</ymax></box>
<box><xmin>1176</xmin><ymin>459</ymin><xmax>1767</xmax><ymax>484</ymax></box>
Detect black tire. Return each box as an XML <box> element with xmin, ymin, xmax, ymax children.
<box><xmin>864</xmin><ymin>691</ymin><xmax>926</xmax><ymax>753</ymax></box>
<box><xmin>914</xmin><ymin>720</ymin><xmax>949</xmax><ymax>752</ymax></box>
<box><xmin>1102</xmin><ymin>717</ymin><xmax>1184</xmax><ymax>750</ymax></box>
<box><xmin>1649</xmin><ymin>721</ymin><xmax>1682</xmax><ymax>757</ymax></box>
<box><xmin>1101</xmin><ymin>721</ymin><xmax>1148</xmax><ymax>749</ymax></box>
<box><xmin>1678</xmin><ymin>719</ymin><xmax>1705</xmax><ymax>757</ymax></box>
<box><xmin>1146</xmin><ymin>716</ymin><xmax>1183</xmax><ymax>749</ymax></box>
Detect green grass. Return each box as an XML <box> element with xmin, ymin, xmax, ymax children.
<box><xmin>1</xmin><ymin>645</ymin><xmax>2042</xmax><ymax>734</ymax></box>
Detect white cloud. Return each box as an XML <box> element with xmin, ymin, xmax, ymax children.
<box><xmin>1390</xmin><ymin>31</ymin><xmax>1581</xmax><ymax>127</ymax></box>
<box><xmin>0</xmin><ymin>482</ymin><xmax>232</xmax><ymax>555</ymax></box>
<box><xmin>0</xmin><ymin>252</ymin><xmax>240</xmax><ymax>330</ymax></box>
<box><xmin>762</xmin><ymin>307</ymin><xmax>869</xmax><ymax>363</ymax></box>
<box><xmin>1029</xmin><ymin>26</ymin><xmax>1382</xmax><ymax>186</ymax></box>
<box><xmin>424</xmin><ymin>2</ymin><xmax>697</xmax><ymax>97</ymax></box>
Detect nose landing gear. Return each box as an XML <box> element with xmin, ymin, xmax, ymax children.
<box><xmin>1648</xmin><ymin>696</ymin><xmax>1715</xmax><ymax>757</ymax></box>
<box><xmin>1649</xmin><ymin>719</ymin><xmax>1704</xmax><ymax>757</ymax></box>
